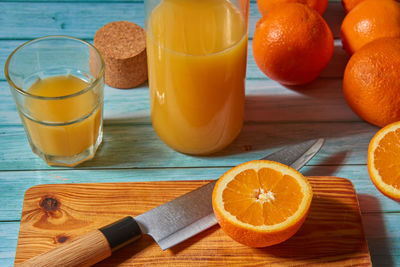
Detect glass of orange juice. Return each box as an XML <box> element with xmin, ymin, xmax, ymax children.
<box><xmin>5</xmin><ymin>36</ymin><xmax>105</xmax><ymax>167</ymax></box>
<box><xmin>145</xmin><ymin>0</ymin><xmax>249</xmax><ymax>155</ymax></box>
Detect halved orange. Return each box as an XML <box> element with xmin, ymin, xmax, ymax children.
<box><xmin>212</xmin><ymin>160</ymin><xmax>313</xmax><ymax>247</ymax></box>
<box><xmin>368</xmin><ymin>121</ymin><xmax>400</xmax><ymax>201</ymax></box>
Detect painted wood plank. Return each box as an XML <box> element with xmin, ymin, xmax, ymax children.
<box><xmin>243</xmin><ymin>77</ymin><xmax>357</xmax><ymax>123</ymax></box>
<box><xmin>0</xmin><ymin>76</ymin><xmax>360</xmax><ymax>126</ymax></box>
<box><xmin>0</xmin><ymin>2</ymin><xmax>146</xmax><ymax>39</ymax></box>
<box><xmin>1</xmin><ymin>38</ymin><xmax>348</xmax><ymax>83</ymax></box>
<box><xmin>0</xmin><ymin>221</ymin><xmax>19</xmax><ymax>267</ymax></box>
<box><xmin>0</xmin><ymin>40</ymin><xmax>26</xmax><ymax>81</ymax></box>
<box><xmin>14</xmin><ymin>0</ymin><xmax>145</xmax><ymax>2</ymax></box>
<box><xmin>1</xmin><ymin>165</ymin><xmax>399</xmax><ymax>222</ymax></box>
<box><xmin>0</xmin><ymin>120</ymin><xmax>377</xmax><ymax>170</ymax></box>
<box><xmin>0</xmin><ymin>2</ymin><xmax>344</xmax><ymax>40</ymax></box>
<box><xmin>362</xmin><ymin>213</ymin><xmax>400</xmax><ymax>266</ymax></box>
<box><xmin>3</xmin><ymin>0</ymin><xmax>343</xmax><ymax>2</ymax></box>
<box><xmin>247</xmin><ymin>39</ymin><xmax>349</xmax><ymax>80</ymax></box>
<box><xmin>0</xmin><ymin>0</ymin><xmax>394</xmax><ymax>265</ymax></box>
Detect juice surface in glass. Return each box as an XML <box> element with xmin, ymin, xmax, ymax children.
<box><xmin>22</xmin><ymin>75</ymin><xmax>102</xmax><ymax>159</ymax></box>
<box><xmin>146</xmin><ymin>0</ymin><xmax>248</xmax><ymax>155</ymax></box>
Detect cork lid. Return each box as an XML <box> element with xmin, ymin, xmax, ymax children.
<box><xmin>94</xmin><ymin>21</ymin><xmax>147</xmax><ymax>89</ymax></box>
<box><xmin>94</xmin><ymin>21</ymin><xmax>146</xmax><ymax>59</ymax></box>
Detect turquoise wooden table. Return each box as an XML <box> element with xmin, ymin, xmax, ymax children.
<box><xmin>0</xmin><ymin>0</ymin><xmax>399</xmax><ymax>266</ymax></box>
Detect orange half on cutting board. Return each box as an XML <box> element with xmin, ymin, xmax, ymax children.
<box><xmin>368</xmin><ymin>121</ymin><xmax>400</xmax><ymax>201</ymax></box>
<box><xmin>212</xmin><ymin>160</ymin><xmax>313</xmax><ymax>247</ymax></box>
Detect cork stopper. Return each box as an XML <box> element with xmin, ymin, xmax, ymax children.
<box><xmin>94</xmin><ymin>21</ymin><xmax>147</xmax><ymax>89</ymax></box>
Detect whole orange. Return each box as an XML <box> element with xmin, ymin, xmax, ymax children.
<box><xmin>257</xmin><ymin>0</ymin><xmax>328</xmax><ymax>16</ymax></box>
<box><xmin>343</xmin><ymin>37</ymin><xmax>400</xmax><ymax>127</ymax></box>
<box><xmin>252</xmin><ymin>3</ymin><xmax>334</xmax><ymax>85</ymax></box>
<box><xmin>340</xmin><ymin>0</ymin><xmax>400</xmax><ymax>55</ymax></box>
<box><xmin>341</xmin><ymin>0</ymin><xmax>366</xmax><ymax>13</ymax></box>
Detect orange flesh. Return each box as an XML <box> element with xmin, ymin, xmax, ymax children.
<box><xmin>222</xmin><ymin>168</ymin><xmax>303</xmax><ymax>226</ymax></box>
<box><xmin>374</xmin><ymin>128</ymin><xmax>400</xmax><ymax>189</ymax></box>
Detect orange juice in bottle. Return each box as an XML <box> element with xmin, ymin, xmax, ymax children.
<box><xmin>146</xmin><ymin>0</ymin><xmax>248</xmax><ymax>154</ymax></box>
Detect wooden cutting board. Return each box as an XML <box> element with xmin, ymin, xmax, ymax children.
<box><xmin>15</xmin><ymin>177</ymin><xmax>371</xmax><ymax>266</ymax></box>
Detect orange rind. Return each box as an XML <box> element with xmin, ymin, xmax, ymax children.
<box><xmin>212</xmin><ymin>160</ymin><xmax>313</xmax><ymax>247</ymax></box>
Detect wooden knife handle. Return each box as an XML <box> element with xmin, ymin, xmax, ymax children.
<box><xmin>17</xmin><ymin>216</ymin><xmax>142</xmax><ymax>267</ymax></box>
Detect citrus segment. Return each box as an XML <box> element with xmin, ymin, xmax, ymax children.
<box><xmin>212</xmin><ymin>160</ymin><xmax>313</xmax><ymax>247</ymax></box>
<box><xmin>368</xmin><ymin>121</ymin><xmax>400</xmax><ymax>201</ymax></box>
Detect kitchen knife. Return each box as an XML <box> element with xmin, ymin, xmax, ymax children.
<box><xmin>18</xmin><ymin>138</ymin><xmax>324</xmax><ymax>267</ymax></box>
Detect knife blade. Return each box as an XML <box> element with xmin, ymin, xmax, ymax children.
<box><xmin>136</xmin><ymin>138</ymin><xmax>324</xmax><ymax>251</ymax></box>
<box><xmin>18</xmin><ymin>138</ymin><xmax>324</xmax><ymax>267</ymax></box>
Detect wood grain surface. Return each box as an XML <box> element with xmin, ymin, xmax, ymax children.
<box><xmin>15</xmin><ymin>177</ymin><xmax>371</xmax><ymax>266</ymax></box>
<box><xmin>0</xmin><ymin>39</ymin><xmax>348</xmax><ymax>82</ymax></box>
<box><xmin>1</xmin><ymin>1</ymin><xmax>398</xmax><ymax>266</ymax></box>
<box><xmin>18</xmin><ymin>230</ymin><xmax>111</xmax><ymax>267</ymax></box>
<box><xmin>0</xmin><ymin>2</ymin><xmax>343</xmax><ymax>41</ymax></box>
<box><xmin>0</xmin><ymin>77</ymin><xmax>358</xmax><ymax>126</ymax></box>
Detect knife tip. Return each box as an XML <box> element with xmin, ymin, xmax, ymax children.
<box><xmin>316</xmin><ymin>138</ymin><xmax>325</xmax><ymax>145</ymax></box>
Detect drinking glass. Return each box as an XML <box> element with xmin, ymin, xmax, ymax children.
<box><xmin>145</xmin><ymin>0</ymin><xmax>249</xmax><ymax>155</ymax></box>
<box><xmin>5</xmin><ymin>36</ymin><xmax>105</xmax><ymax>167</ymax></box>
